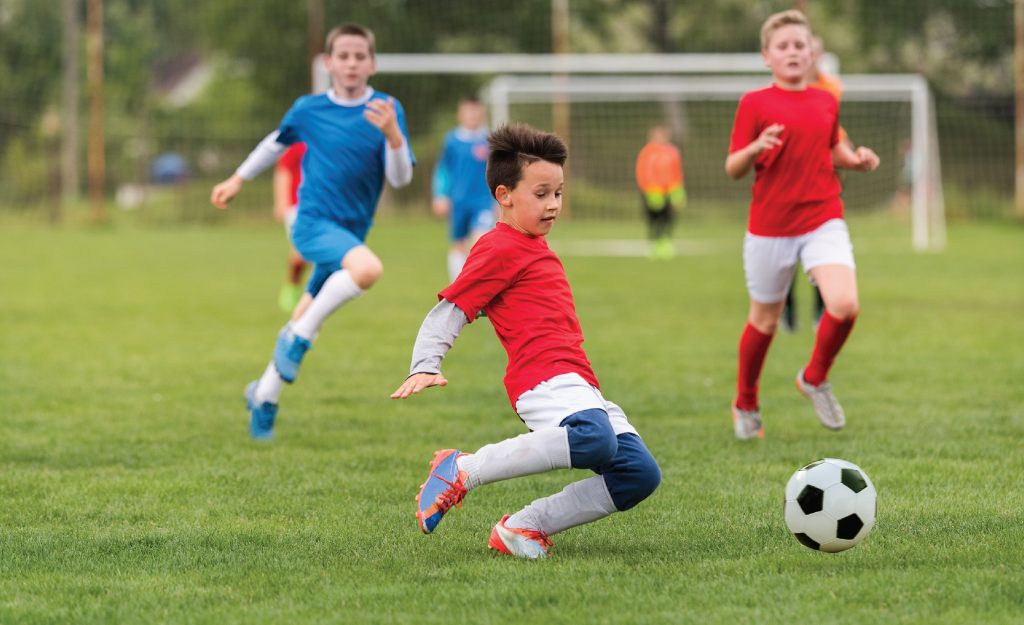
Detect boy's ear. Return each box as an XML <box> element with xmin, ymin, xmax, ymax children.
<box><xmin>495</xmin><ymin>185</ymin><xmax>512</xmax><ymax>207</ymax></box>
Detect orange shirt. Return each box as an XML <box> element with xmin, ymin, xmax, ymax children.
<box><xmin>810</xmin><ymin>71</ymin><xmax>848</xmax><ymax>144</ymax></box>
<box><xmin>810</xmin><ymin>71</ymin><xmax>843</xmax><ymax>101</ymax></box>
<box><xmin>635</xmin><ymin>142</ymin><xmax>684</xmax><ymax>193</ymax></box>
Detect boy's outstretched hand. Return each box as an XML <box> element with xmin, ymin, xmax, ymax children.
<box><xmin>364</xmin><ymin>97</ymin><xmax>404</xmax><ymax>148</ymax></box>
<box><xmin>391</xmin><ymin>372</ymin><xmax>448</xmax><ymax>399</ymax></box>
<box><xmin>211</xmin><ymin>174</ymin><xmax>244</xmax><ymax>209</ymax></box>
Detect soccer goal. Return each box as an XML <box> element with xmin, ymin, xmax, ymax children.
<box><xmin>484</xmin><ymin>74</ymin><xmax>945</xmax><ymax>251</ymax></box>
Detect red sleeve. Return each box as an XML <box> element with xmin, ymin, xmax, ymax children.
<box><xmin>729</xmin><ymin>94</ymin><xmax>759</xmax><ymax>154</ymax></box>
<box><xmin>438</xmin><ymin>236</ymin><xmax>518</xmax><ymax>321</ymax></box>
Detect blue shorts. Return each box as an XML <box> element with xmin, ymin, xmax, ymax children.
<box><xmin>450</xmin><ymin>205</ymin><xmax>496</xmax><ymax>242</ymax></box>
<box><xmin>291</xmin><ymin>215</ymin><xmax>367</xmax><ymax>267</ymax></box>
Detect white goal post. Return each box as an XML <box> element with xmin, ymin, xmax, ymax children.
<box><xmin>315</xmin><ymin>53</ymin><xmax>944</xmax><ymax>250</ymax></box>
<box><xmin>485</xmin><ymin>74</ymin><xmax>945</xmax><ymax>251</ymax></box>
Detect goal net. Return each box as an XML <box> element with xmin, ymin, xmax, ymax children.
<box><xmin>484</xmin><ymin>74</ymin><xmax>945</xmax><ymax>251</ymax></box>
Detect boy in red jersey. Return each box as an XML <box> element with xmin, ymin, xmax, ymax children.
<box><xmin>725</xmin><ymin>10</ymin><xmax>879</xmax><ymax>440</ymax></box>
<box><xmin>273</xmin><ymin>142</ymin><xmax>308</xmax><ymax>312</ymax></box>
<box><xmin>392</xmin><ymin>124</ymin><xmax>660</xmax><ymax>558</ymax></box>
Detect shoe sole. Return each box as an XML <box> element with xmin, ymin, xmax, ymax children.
<box><xmin>415</xmin><ymin>449</ymin><xmax>460</xmax><ymax>534</ymax></box>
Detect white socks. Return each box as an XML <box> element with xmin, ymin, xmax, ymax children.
<box><xmin>506</xmin><ymin>475</ymin><xmax>617</xmax><ymax>536</ymax></box>
<box><xmin>447</xmin><ymin>250</ymin><xmax>466</xmax><ymax>282</ymax></box>
<box><xmin>254</xmin><ymin>362</ymin><xmax>284</xmax><ymax>404</ymax></box>
<box><xmin>292</xmin><ymin>269</ymin><xmax>363</xmax><ymax>340</ymax></box>
<box><xmin>457</xmin><ymin>427</ymin><xmax>571</xmax><ymax>490</ymax></box>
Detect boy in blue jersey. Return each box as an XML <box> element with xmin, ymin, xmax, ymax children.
<box><xmin>211</xmin><ymin>23</ymin><xmax>415</xmax><ymax>439</ymax></box>
<box><xmin>431</xmin><ymin>98</ymin><xmax>497</xmax><ymax>280</ymax></box>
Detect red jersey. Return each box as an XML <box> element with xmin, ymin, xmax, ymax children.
<box><xmin>729</xmin><ymin>86</ymin><xmax>842</xmax><ymax>237</ymax></box>
<box><xmin>439</xmin><ymin>222</ymin><xmax>599</xmax><ymax>406</ymax></box>
<box><xmin>275</xmin><ymin>142</ymin><xmax>307</xmax><ymax>207</ymax></box>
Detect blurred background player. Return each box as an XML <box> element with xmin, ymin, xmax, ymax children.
<box><xmin>393</xmin><ymin>124</ymin><xmax>660</xmax><ymax>559</ymax></box>
<box><xmin>781</xmin><ymin>35</ymin><xmax>846</xmax><ymax>332</ymax></box>
<box><xmin>431</xmin><ymin>97</ymin><xmax>496</xmax><ymax>281</ymax></box>
<box><xmin>273</xmin><ymin>142</ymin><xmax>308</xmax><ymax>312</ymax></box>
<box><xmin>725</xmin><ymin>10</ymin><xmax>879</xmax><ymax>440</ymax></box>
<box><xmin>211</xmin><ymin>23</ymin><xmax>415</xmax><ymax>440</ymax></box>
<box><xmin>635</xmin><ymin>125</ymin><xmax>686</xmax><ymax>260</ymax></box>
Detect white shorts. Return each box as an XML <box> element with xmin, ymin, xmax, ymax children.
<box><xmin>743</xmin><ymin>218</ymin><xmax>856</xmax><ymax>303</ymax></box>
<box><xmin>514</xmin><ymin>373</ymin><xmax>638</xmax><ymax>437</ymax></box>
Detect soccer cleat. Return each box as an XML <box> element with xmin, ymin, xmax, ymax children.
<box><xmin>244</xmin><ymin>380</ymin><xmax>278</xmax><ymax>440</ymax></box>
<box><xmin>416</xmin><ymin>449</ymin><xmax>468</xmax><ymax>534</ymax></box>
<box><xmin>273</xmin><ymin>324</ymin><xmax>311</xmax><ymax>383</ymax></box>
<box><xmin>732</xmin><ymin>404</ymin><xmax>765</xmax><ymax>440</ymax></box>
<box><xmin>795</xmin><ymin>368</ymin><xmax>846</xmax><ymax>430</ymax></box>
<box><xmin>278</xmin><ymin>283</ymin><xmax>303</xmax><ymax>313</ymax></box>
<box><xmin>488</xmin><ymin>515</ymin><xmax>553</xmax><ymax>559</ymax></box>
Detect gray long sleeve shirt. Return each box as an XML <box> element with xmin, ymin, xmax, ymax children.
<box><xmin>408</xmin><ymin>299</ymin><xmax>470</xmax><ymax>376</ymax></box>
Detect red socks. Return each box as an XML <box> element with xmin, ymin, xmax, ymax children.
<box><xmin>288</xmin><ymin>257</ymin><xmax>306</xmax><ymax>285</ymax></box>
<box><xmin>736</xmin><ymin>323</ymin><xmax>774</xmax><ymax>411</ymax></box>
<box><xmin>803</xmin><ymin>311</ymin><xmax>857</xmax><ymax>386</ymax></box>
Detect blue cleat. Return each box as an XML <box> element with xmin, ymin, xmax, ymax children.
<box><xmin>273</xmin><ymin>324</ymin><xmax>312</xmax><ymax>383</ymax></box>
<box><xmin>244</xmin><ymin>380</ymin><xmax>278</xmax><ymax>440</ymax></box>
<box><xmin>415</xmin><ymin>449</ymin><xmax>468</xmax><ymax>534</ymax></box>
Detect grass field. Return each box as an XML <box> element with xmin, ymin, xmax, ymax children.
<box><xmin>1</xmin><ymin>213</ymin><xmax>1022</xmax><ymax>624</ymax></box>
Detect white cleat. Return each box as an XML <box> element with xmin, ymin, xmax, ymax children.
<box><xmin>732</xmin><ymin>404</ymin><xmax>765</xmax><ymax>440</ymax></box>
<box><xmin>488</xmin><ymin>515</ymin><xmax>552</xmax><ymax>559</ymax></box>
<box><xmin>795</xmin><ymin>368</ymin><xmax>846</xmax><ymax>430</ymax></box>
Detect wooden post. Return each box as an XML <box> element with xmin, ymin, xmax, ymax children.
<box><xmin>1016</xmin><ymin>0</ymin><xmax>1024</xmax><ymax>217</ymax></box>
<box><xmin>61</xmin><ymin>0</ymin><xmax>80</xmax><ymax>209</ymax></box>
<box><xmin>552</xmin><ymin>0</ymin><xmax>571</xmax><ymax>217</ymax></box>
<box><xmin>86</xmin><ymin>0</ymin><xmax>105</xmax><ymax>223</ymax></box>
<box><xmin>793</xmin><ymin>0</ymin><xmax>808</xmax><ymax>14</ymax></box>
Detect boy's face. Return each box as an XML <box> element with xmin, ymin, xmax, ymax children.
<box><xmin>457</xmin><ymin>102</ymin><xmax>486</xmax><ymax>130</ymax></box>
<box><xmin>496</xmin><ymin>160</ymin><xmax>564</xmax><ymax>237</ymax></box>
<box><xmin>325</xmin><ymin>35</ymin><xmax>376</xmax><ymax>96</ymax></box>
<box><xmin>763</xmin><ymin>24</ymin><xmax>812</xmax><ymax>86</ymax></box>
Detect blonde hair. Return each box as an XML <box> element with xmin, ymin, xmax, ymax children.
<box><xmin>760</xmin><ymin>9</ymin><xmax>810</xmax><ymax>50</ymax></box>
<box><xmin>325</xmin><ymin>23</ymin><xmax>376</xmax><ymax>57</ymax></box>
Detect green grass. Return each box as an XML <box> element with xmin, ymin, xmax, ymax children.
<box><xmin>0</xmin><ymin>213</ymin><xmax>1022</xmax><ymax>624</ymax></box>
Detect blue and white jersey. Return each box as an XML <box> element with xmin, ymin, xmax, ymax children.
<box><xmin>435</xmin><ymin>127</ymin><xmax>494</xmax><ymax>214</ymax></box>
<box><xmin>277</xmin><ymin>88</ymin><xmax>415</xmax><ymax>237</ymax></box>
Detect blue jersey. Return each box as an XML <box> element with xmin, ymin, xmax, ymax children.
<box><xmin>434</xmin><ymin>127</ymin><xmax>494</xmax><ymax>214</ymax></box>
<box><xmin>277</xmin><ymin>89</ymin><xmax>414</xmax><ymax>236</ymax></box>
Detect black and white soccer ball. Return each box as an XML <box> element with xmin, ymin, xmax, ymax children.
<box><xmin>784</xmin><ymin>458</ymin><xmax>876</xmax><ymax>553</ymax></box>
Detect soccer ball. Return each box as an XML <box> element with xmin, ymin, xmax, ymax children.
<box><xmin>784</xmin><ymin>458</ymin><xmax>876</xmax><ymax>553</ymax></box>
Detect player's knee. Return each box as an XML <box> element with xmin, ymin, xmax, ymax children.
<box><xmin>601</xmin><ymin>434</ymin><xmax>661</xmax><ymax>512</ymax></box>
<box><xmin>347</xmin><ymin>254</ymin><xmax>383</xmax><ymax>289</ymax></box>
<box><xmin>826</xmin><ymin>296</ymin><xmax>859</xmax><ymax>320</ymax></box>
<box><xmin>560</xmin><ymin>409</ymin><xmax>618</xmax><ymax>470</ymax></box>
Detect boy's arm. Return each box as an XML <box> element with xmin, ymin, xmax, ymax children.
<box><xmin>365</xmin><ymin>97</ymin><xmax>414</xmax><ymax>188</ymax></box>
<box><xmin>385</xmin><ymin>137</ymin><xmax>414</xmax><ymax>188</ymax></box>
<box><xmin>431</xmin><ymin>157</ymin><xmax>452</xmax><ymax>217</ymax></box>
<box><xmin>390</xmin><ymin>299</ymin><xmax>469</xmax><ymax>399</ymax></box>
<box><xmin>272</xmin><ymin>164</ymin><xmax>292</xmax><ymax>223</ymax></box>
<box><xmin>210</xmin><ymin>130</ymin><xmax>288</xmax><ymax>208</ymax></box>
<box><xmin>832</xmin><ymin>142</ymin><xmax>880</xmax><ymax>171</ymax></box>
<box><xmin>725</xmin><ymin>124</ymin><xmax>784</xmax><ymax>180</ymax></box>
